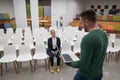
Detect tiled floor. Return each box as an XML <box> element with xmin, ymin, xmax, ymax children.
<box><xmin>0</xmin><ymin>60</ymin><xmax>120</xmax><ymax>80</ymax></box>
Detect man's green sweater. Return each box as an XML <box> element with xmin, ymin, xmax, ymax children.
<box><xmin>67</xmin><ymin>29</ymin><xmax>108</xmax><ymax>78</ymax></box>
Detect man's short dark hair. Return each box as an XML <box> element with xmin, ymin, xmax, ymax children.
<box><xmin>50</xmin><ymin>30</ymin><xmax>55</xmax><ymax>33</ymax></box>
<box><xmin>80</xmin><ymin>9</ymin><xmax>96</xmax><ymax>23</ymax></box>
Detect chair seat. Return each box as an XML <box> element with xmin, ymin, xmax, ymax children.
<box><xmin>33</xmin><ymin>53</ymin><xmax>48</xmax><ymax>60</ymax></box>
<box><xmin>16</xmin><ymin>55</ymin><xmax>32</xmax><ymax>62</ymax></box>
<box><xmin>107</xmin><ymin>47</ymin><xmax>119</xmax><ymax>53</ymax></box>
<box><xmin>62</xmin><ymin>51</ymin><xmax>74</xmax><ymax>55</ymax></box>
<box><xmin>114</xmin><ymin>47</ymin><xmax>120</xmax><ymax>51</ymax></box>
<box><xmin>0</xmin><ymin>56</ymin><xmax>16</xmax><ymax>63</ymax></box>
<box><xmin>73</xmin><ymin>49</ymin><xmax>80</xmax><ymax>53</ymax></box>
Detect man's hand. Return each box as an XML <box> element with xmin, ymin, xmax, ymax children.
<box><xmin>55</xmin><ymin>50</ymin><xmax>59</xmax><ymax>54</ymax></box>
<box><xmin>75</xmin><ymin>52</ymin><xmax>80</xmax><ymax>58</ymax></box>
<box><xmin>51</xmin><ymin>50</ymin><xmax>55</xmax><ymax>54</ymax></box>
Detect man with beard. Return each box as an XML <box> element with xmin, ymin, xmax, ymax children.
<box><xmin>66</xmin><ymin>9</ymin><xmax>108</xmax><ymax>80</ymax></box>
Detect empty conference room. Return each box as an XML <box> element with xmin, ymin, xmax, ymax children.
<box><xmin>0</xmin><ymin>0</ymin><xmax>120</xmax><ymax>80</ymax></box>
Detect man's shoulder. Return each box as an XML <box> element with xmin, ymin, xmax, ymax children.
<box><xmin>56</xmin><ymin>37</ymin><xmax>60</xmax><ymax>40</ymax></box>
<box><xmin>48</xmin><ymin>37</ymin><xmax>52</xmax><ymax>40</ymax></box>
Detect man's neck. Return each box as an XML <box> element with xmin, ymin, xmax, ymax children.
<box><xmin>52</xmin><ymin>36</ymin><xmax>56</xmax><ymax>38</ymax></box>
<box><xmin>88</xmin><ymin>24</ymin><xmax>98</xmax><ymax>32</ymax></box>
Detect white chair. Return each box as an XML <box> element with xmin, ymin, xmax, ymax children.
<box><xmin>106</xmin><ymin>39</ymin><xmax>119</xmax><ymax>62</ymax></box>
<box><xmin>73</xmin><ymin>41</ymin><xmax>81</xmax><ymax>54</ymax></box>
<box><xmin>61</xmin><ymin>42</ymin><xmax>74</xmax><ymax>55</ymax></box>
<box><xmin>114</xmin><ymin>39</ymin><xmax>120</xmax><ymax>60</ymax></box>
<box><xmin>16</xmin><ymin>45</ymin><xmax>33</xmax><ymax>74</ymax></box>
<box><xmin>33</xmin><ymin>44</ymin><xmax>48</xmax><ymax>71</ymax></box>
<box><xmin>0</xmin><ymin>45</ymin><xmax>17</xmax><ymax>75</ymax></box>
<box><xmin>109</xmin><ymin>33</ymin><xmax>116</xmax><ymax>43</ymax></box>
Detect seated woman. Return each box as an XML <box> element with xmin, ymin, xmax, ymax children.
<box><xmin>47</xmin><ymin>30</ymin><xmax>61</xmax><ymax>73</ymax></box>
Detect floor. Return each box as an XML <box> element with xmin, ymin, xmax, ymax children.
<box><xmin>0</xmin><ymin>59</ymin><xmax>120</xmax><ymax>80</ymax></box>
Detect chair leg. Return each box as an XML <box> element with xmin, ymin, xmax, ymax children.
<box><xmin>13</xmin><ymin>61</ymin><xmax>17</xmax><ymax>74</ymax></box>
<box><xmin>45</xmin><ymin>59</ymin><xmax>47</xmax><ymax>70</ymax></box>
<box><xmin>17</xmin><ymin>62</ymin><xmax>20</xmax><ymax>74</ymax></box>
<box><xmin>60</xmin><ymin>57</ymin><xmax>64</xmax><ymax>67</ymax></box>
<box><xmin>116</xmin><ymin>52</ymin><xmax>119</xmax><ymax>61</ymax></box>
<box><xmin>30</xmin><ymin>61</ymin><xmax>33</xmax><ymax>72</ymax></box>
<box><xmin>1</xmin><ymin>63</ymin><xmax>3</xmax><ymax>76</ymax></box>
<box><xmin>105</xmin><ymin>53</ymin><xmax>108</xmax><ymax>62</ymax></box>
<box><xmin>5</xmin><ymin>63</ymin><xmax>7</xmax><ymax>70</ymax></box>
<box><xmin>119</xmin><ymin>52</ymin><xmax>120</xmax><ymax>60</ymax></box>
<box><xmin>47</xmin><ymin>58</ymin><xmax>50</xmax><ymax>69</ymax></box>
<box><xmin>108</xmin><ymin>53</ymin><xmax>111</xmax><ymax>63</ymax></box>
<box><xmin>35</xmin><ymin>60</ymin><xmax>38</xmax><ymax>65</ymax></box>
<box><xmin>34</xmin><ymin>60</ymin><xmax>37</xmax><ymax>71</ymax></box>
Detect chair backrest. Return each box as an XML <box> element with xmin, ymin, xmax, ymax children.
<box><xmin>24</xmin><ymin>27</ymin><xmax>32</xmax><ymax>36</ymax></box>
<box><xmin>16</xmin><ymin>28</ymin><xmax>22</xmax><ymax>34</ymax></box>
<box><xmin>74</xmin><ymin>41</ymin><xmax>80</xmax><ymax>51</ymax></box>
<box><xmin>12</xmin><ymin>36</ymin><xmax>22</xmax><ymax>46</ymax></box>
<box><xmin>65</xmin><ymin>34</ymin><xmax>74</xmax><ymax>43</ymax></box>
<box><xmin>109</xmin><ymin>33</ymin><xmax>116</xmax><ymax>43</ymax></box>
<box><xmin>15</xmin><ymin>28</ymin><xmax>23</xmax><ymax>37</ymax></box>
<box><xmin>33</xmin><ymin>28</ymin><xmax>41</xmax><ymax>37</ymax></box>
<box><xmin>35</xmin><ymin>44</ymin><xmax>46</xmax><ymax>53</ymax></box>
<box><xmin>62</xmin><ymin>42</ymin><xmax>71</xmax><ymax>52</ymax></box>
<box><xmin>0</xmin><ymin>38</ymin><xmax>8</xmax><ymax>46</ymax></box>
<box><xmin>4</xmin><ymin>45</ymin><xmax>16</xmax><ymax>56</ymax></box>
<box><xmin>107</xmin><ymin>39</ymin><xmax>113</xmax><ymax>48</ymax></box>
<box><xmin>35</xmin><ymin>36</ymin><xmax>44</xmax><ymax>45</ymax></box>
<box><xmin>42</xmin><ymin>32</ymin><xmax>51</xmax><ymax>42</ymax></box>
<box><xmin>114</xmin><ymin>39</ymin><xmax>120</xmax><ymax>48</ymax></box>
<box><xmin>24</xmin><ymin>37</ymin><xmax>33</xmax><ymax>46</ymax></box>
<box><xmin>19</xmin><ymin>45</ymin><xmax>31</xmax><ymax>55</ymax></box>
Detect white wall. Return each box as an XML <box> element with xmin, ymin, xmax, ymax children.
<box><xmin>0</xmin><ymin>0</ymin><xmax>14</xmax><ymax>19</ymax></box>
<box><xmin>13</xmin><ymin>0</ymin><xmax>27</xmax><ymax>28</ymax></box>
<box><xmin>83</xmin><ymin>0</ymin><xmax>120</xmax><ymax>15</ymax></box>
<box><xmin>65</xmin><ymin>0</ymin><xmax>83</xmax><ymax>26</ymax></box>
<box><xmin>51</xmin><ymin>0</ymin><xmax>84</xmax><ymax>26</ymax></box>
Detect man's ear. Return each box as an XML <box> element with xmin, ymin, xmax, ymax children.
<box><xmin>84</xmin><ymin>19</ymin><xmax>89</xmax><ymax>25</ymax></box>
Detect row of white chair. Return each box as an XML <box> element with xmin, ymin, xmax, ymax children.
<box><xmin>0</xmin><ymin>41</ymin><xmax>81</xmax><ymax>75</ymax></box>
<box><xmin>0</xmin><ymin>44</ymin><xmax>48</xmax><ymax>75</ymax></box>
<box><xmin>106</xmin><ymin>33</ymin><xmax>120</xmax><ymax>62</ymax></box>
